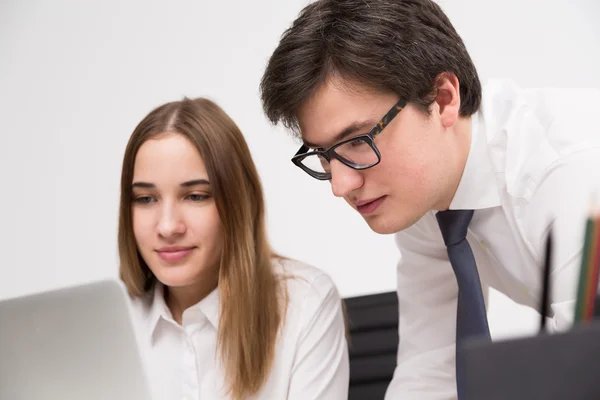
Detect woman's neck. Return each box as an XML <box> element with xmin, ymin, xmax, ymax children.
<box><xmin>164</xmin><ymin>276</ymin><xmax>218</xmax><ymax>325</ymax></box>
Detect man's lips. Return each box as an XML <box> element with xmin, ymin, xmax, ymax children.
<box><xmin>354</xmin><ymin>196</ymin><xmax>386</xmax><ymax>215</ymax></box>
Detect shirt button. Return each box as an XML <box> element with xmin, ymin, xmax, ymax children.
<box><xmin>479</xmin><ymin>240</ymin><xmax>487</xmax><ymax>249</ymax></box>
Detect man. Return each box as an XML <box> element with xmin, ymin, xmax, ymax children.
<box><xmin>259</xmin><ymin>0</ymin><xmax>600</xmax><ymax>398</ymax></box>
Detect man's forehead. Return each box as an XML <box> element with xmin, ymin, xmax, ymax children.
<box><xmin>297</xmin><ymin>82</ymin><xmax>392</xmax><ymax>148</ymax></box>
<box><xmin>299</xmin><ymin>117</ymin><xmax>377</xmax><ymax>149</ymax></box>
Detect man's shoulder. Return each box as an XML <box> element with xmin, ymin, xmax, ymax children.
<box><xmin>482</xmin><ymin>78</ymin><xmax>600</xmax><ymax>101</ymax></box>
<box><xmin>481</xmin><ymin>78</ymin><xmax>600</xmax><ymax>122</ymax></box>
<box><xmin>481</xmin><ymin>79</ymin><xmax>600</xmax><ymax>141</ymax></box>
<box><xmin>481</xmin><ymin>79</ymin><xmax>600</xmax><ymax>199</ymax></box>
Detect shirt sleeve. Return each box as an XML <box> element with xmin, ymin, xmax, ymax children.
<box><xmin>520</xmin><ymin>146</ymin><xmax>600</xmax><ymax>332</ymax></box>
<box><xmin>386</xmin><ymin>212</ymin><xmax>459</xmax><ymax>400</ymax></box>
<box><xmin>286</xmin><ymin>273</ymin><xmax>350</xmax><ymax>399</ymax></box>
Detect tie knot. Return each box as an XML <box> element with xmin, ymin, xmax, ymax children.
<box><xmin>436</xmin><ymin>209</ymin><xmax>474</xmax><ymax>247</ymax></box>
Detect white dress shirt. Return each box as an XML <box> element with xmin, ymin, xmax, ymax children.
<box><xmin>385</xmin><ymin>79</ymin><xmax>600</xmax><ymax>400</ymax></box>
<box><xmin>129</xmin><ymin>259</ymin><xmax>349</xmax><ymax>400</ymax></box>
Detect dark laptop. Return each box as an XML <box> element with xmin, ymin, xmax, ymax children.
<box><xmin>462</xmin><ymin>321</ymin><xmax>600</xmax><ymax>400</ymax></box>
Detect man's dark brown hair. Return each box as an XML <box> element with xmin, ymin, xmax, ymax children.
<box><xmin>260</xmin><ymin>0</ymin><xmax>482</xmax><ymax>135</ymax></box>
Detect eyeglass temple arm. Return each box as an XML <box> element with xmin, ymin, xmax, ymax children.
<box><xmin>295</xmin><ymin>145</ymin><xmax>309</xmax><ymax>156</ymax></box>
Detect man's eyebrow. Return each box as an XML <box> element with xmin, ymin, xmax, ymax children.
<box><xmin>303</xmin><ymin>119</ymin><xmax>376</xmax><ymax>148</ymax></box>
<box><xmin>131</xmin><ymin>179</ymin><xmax>210</xmax><ymax>189</ymax></box>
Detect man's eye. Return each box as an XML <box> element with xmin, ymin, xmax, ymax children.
<box><xmin>350</xmin><ymin>139</ymin><xmax>369</xmax><ymax>147</ymax></box>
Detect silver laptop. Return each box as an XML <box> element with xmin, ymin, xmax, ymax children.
<box><xmin>0</xmin><ymin>279</ymin><xmax>152</xmax><ymax>400</ymax></box>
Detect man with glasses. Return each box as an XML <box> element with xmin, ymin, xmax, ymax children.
<box><xmin>292</xmin><ymin>99</ymin><xmax>406</xmax><ymax>181</ymax></box>
<box><xmin>259</xmin><ymin>0</ymin><xmax>600</xmax><ymax>399</ymax></box>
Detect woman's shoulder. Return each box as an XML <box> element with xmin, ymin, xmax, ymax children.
<box><xmin>128</xmin><ymin>291</ymin><xmax>151</xmax><ymax>312</ymax></box>
<box><xmin>271</xmin><ymin>257</ymin><xmax>344</xmax><ymax>323</ymax></box>
<box><xmin>272</xmin><ymin>257</ymin><xmax>339</xmax><ymax>296</ymax></box>
<box><xmin>126</xmin><ymin>286</ymin><xmax>157</xmax><ymax>329</ymax></box>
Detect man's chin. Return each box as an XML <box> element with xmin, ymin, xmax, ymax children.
<box><xmin>363</xmin><ymin>212</ymin><xmax>421</xmax><ymax>235</ymax></box>
<box><xmin>363</xmin><ymin>215</ymin><xmax>402</xmax><ymax>235</ymax></box>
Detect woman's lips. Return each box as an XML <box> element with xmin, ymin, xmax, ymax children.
<box><xmin>156</xmin><ymin>247</ymin><xmax>195</xmax><ymax>262</ymax></box>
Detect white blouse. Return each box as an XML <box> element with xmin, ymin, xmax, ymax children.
<box><xmin>129</xmin><ymin>258</ymin><xmax>349</xmax><ymax>400</ymax></box>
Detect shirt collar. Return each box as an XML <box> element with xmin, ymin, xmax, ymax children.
<box><xmin>194</xmin><ymin>287</ymin><xmax>220</xmax><ymax>330</ymax></box>
<box><xmin>146</xmin><ymin>283</ymin><xmax>221</xmax><ymax>340</ymax></box>
<box><xmin>147</xmin><ymin>283</ymin><xmax>171</xmax><ymax>336</ymax></box>
<box><xmin>449</xmin><ymin>111</ymin><xmax>502</xmax><ymax>210</ymax></box>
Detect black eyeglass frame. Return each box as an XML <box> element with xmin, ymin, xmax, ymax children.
<box><xmin>291</xmin><ymin>98</ymin><xmax>407</xmax><ymax>180</ymax></box>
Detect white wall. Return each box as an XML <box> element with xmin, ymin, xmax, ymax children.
<box><xmin>1</xmin><ymin>0</ymin><xmax>599</xmax><ymax>339</ymax></box>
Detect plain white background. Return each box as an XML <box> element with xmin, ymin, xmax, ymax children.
<box><xmin>1</xmin><ymin>0</ymin><xmax>599</xmax><ymax>340</ymax></box>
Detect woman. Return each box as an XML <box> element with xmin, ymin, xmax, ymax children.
<box><xmin>117</xmin><ymin>97</ymin><xmax>349</xmax><ymax>400</ymax></box>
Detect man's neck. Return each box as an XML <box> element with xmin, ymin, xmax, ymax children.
<box><xmin>435</xmin><ymin>116</ymin><xmax>473</xmax><ymax>211</ymax></box>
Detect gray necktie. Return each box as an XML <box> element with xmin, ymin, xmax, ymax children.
<box><xmin>436</xmin><ymin>209</ymin><xmax>491</xmax><ymax>399</ymax></box>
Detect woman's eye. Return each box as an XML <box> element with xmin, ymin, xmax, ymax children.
<box><xmin>134</xmin><ymin>196</ymin><xmax>155</xmax><ymax>204</ymax></box>
<box><xmin>187</xmin><ymin>194</ymin><xmax>209</xmax><ymax>202</ymax></box>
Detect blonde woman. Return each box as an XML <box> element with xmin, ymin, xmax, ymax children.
<box><xmin>117</xmin><ymin>97</ymin><xmax>349</xmax><ymax>400</ymax></box>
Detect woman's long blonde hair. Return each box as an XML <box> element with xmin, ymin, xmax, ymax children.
<box><xmin>118</xmin><ymin>97</ymin><xmax>285</xmax><ymax>398</ymax></box>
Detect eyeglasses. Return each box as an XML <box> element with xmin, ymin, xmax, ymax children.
<box><xmin>291</xmin><ymin>98</ymin><xmax>406</xmax><ymax>180</ymax></box>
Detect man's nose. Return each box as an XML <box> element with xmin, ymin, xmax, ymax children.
<box><xmin>329</xmin><ymin>159</ymin><xmax>364</xmax><ymax>198</ymax></box>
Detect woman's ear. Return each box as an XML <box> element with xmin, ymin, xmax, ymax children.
<box><xmin>433</xmin><ymin>72</ymin><xmax>461</xmax><ymax>128</ymax></box>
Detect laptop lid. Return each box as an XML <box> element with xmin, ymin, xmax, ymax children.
<box><xmin>0</xmin><ymin>279</ymin><xmax>152</xmax><ymax>400</ymax></box>
<box><xmin>462</xmin><ymin>321</ymin><xmax>600</xmax><ymax>400</ymax></box>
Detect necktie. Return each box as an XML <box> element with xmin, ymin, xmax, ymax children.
<box><xmin>436</xmin><ymin>209</ymin><xmax>491</xmax><ymax>399</ymax></box>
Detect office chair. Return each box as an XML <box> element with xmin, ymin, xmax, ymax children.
<box><xmin>343</xmin><ymin>291</ymin><xmax>399</xmax><ymax>400</ymax></box>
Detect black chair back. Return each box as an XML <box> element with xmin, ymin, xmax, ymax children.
<box><xmin>343</xmin><ymin>291</ymin><xmax>399</xmax><ymax>400</ymax></box>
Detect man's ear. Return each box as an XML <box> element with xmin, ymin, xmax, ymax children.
<box><xmin>433</xmin><ymin>72</ymin><xmax>461</xmax><ymax>128</ymax></box>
